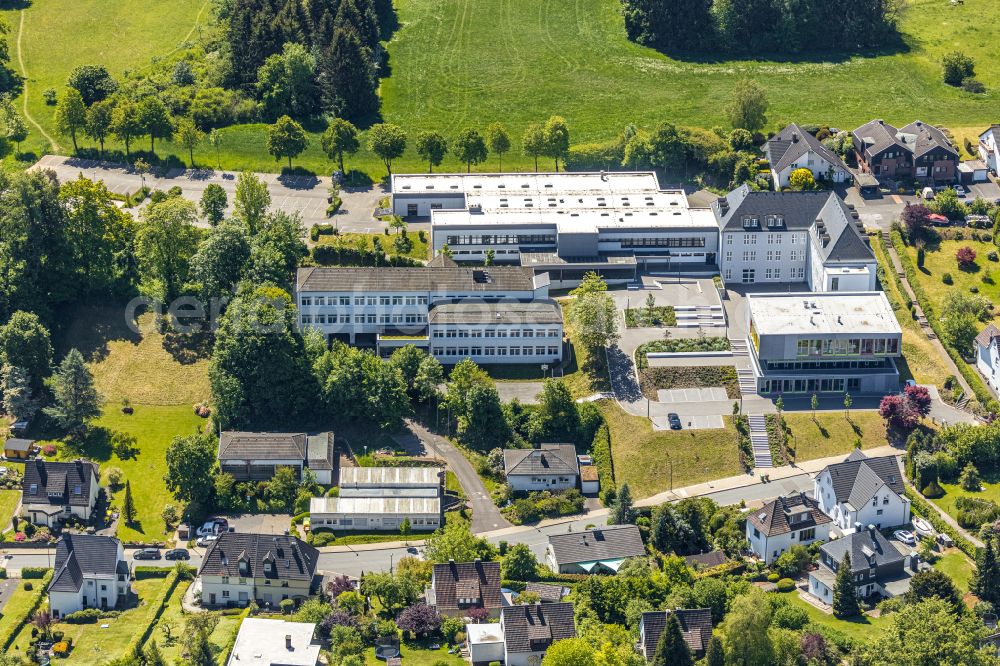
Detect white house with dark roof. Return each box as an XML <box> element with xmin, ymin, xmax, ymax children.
<box><xmin>426</xmin><ymin>559</ymin><xmax>503</xmax><ymax>618</ymax></box>
<box><xmin>712</xmin><ymin>186</ymin><xmax>876</xmax><ymax>290</ymax></box>
<box><xmin>197</xmin><ymin>533</ymin><xmax>320</xmax><ymax>609</ymax></box>
<box><xmin>545</xmin><ymin>525</ymin><xmax>646</xmax><ymax>574</ymax></box>
<box><xmin>499</xmin><ymin>602</ymin><xmax>576</xmax><ymax>666</ymax></box>
<box><xmin>746</xmin><ymin>493</ymin><xmax>832</xmax><ymax>564</ymax></box>
<box><xmin>637</xmin><ymin>609</ymin><xmax>714</xmax><ymax>660</ymax></box>
<box><xmin>764</xmin><ymin>124</ymin><xmax>851</xmax><ymax>189</ymax></box>
<box><xmin>975</xmin><ymin>323</ymin><xmax>1000</xmax><ymax>395</ymax></box>
<box><xmin>503</xmin><ymin>444</ymin><xmax>580</xmax><ymax>492</ymax></box>
<box><xmin>21</xmin><ymin>459</ymin><xmax>100</xmax><ymax>527</ymax></box>
<box><xmin>813</xmin><ymin>450</ymin><xmax>910</xmax><ymax>532</ymax></box>
<box><xmin>48</xmin><ymin>534</ymin><xmax>130</xmax><ymax>619</ymax></box>
<box><xmin>980</xmin><ymin>126</ymin><xmax>1000</xmax><ymax>174</ymax></box>
<box><xmin>218</xmin><ymin>432</ymin><xmax>335</xmax><ymax>484</ymax></box>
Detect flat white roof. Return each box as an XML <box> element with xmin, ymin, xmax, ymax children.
<box><xmin>310</xmin><ymin>496</ymin><xmax>441</xmax><ymax>515</ymax></box>
<box><xmin>393</xmin><ymin>171</ymin><xmax>717</xmax><ymax>233</ymax></box>
<box><xmin>227</xmin><ymin>618</ymin><xmax>320</xmax><ymax>666</ymax></box>
<box><xmin>466</xmin><ymin>622</ymin><xmax>505</xmax><ymax>644</ymax></box>
<box><xmin>339</xmin><ymin>466</ymin><xmax>441</xmax><ymax>488</ymax></box>
<box><xmin>748</xmin><ymin>291</ymin><xmax>901</xmax><ymax>336</ymax></box>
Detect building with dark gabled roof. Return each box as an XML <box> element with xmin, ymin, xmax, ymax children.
<box><xmin>712</xmin><ymin>185</ymin><xmax>876</xmax><ymax>291</ymax></box>
<box><xmin>48</xmin><ymin>534</ymin><xmax>129</xmax><ymax>619</ymax></box>
<box><xmin>545</xmin><ymin>525</ymin><xmax>646</xmax><ymax>574</ymax></box>
<box><xmin>852</xmin><ymin>119</ymin><xmax>958</xmax><ymax>184</ymax></box>
<box><xmin>746</xmin><ymin>492</ymin><xmax>832</xmax><ymax>564</ymax></box>
<box><xmin>503</xmin><ymin>443</ymin><xmax>580</xmax><ymax>492</ymax></box>
<box><xmin>198</xmin><ymin>533</ymin><xmax>320</xmax><ymax>609</ymax></box>
<box><xmin>814</xmin><ymin>450</ymin><xmax>910</xmax><ymax>532</ymax></box>
<box><xmin>426</xmin><ymin>559</ymin><xmax>503</xmax><ymax>618</ymax></box>
<box><xmin>764</xmin><ymin>123</ymin><xmax>851</xmax><ymax>190</ymax></box>
<box><xmin>808</xmin><ymin>523</ymin><xmax>922</xmax><ymax>602</ymax></box>
<box><xmin>500</xmin><ymin>602</ymin><xmax>576</xmax><ymax>666</ymax></box>
<box><xmin>218</xmin><ymin>432</ymin><xmax>335</xmax><ymax>484</ymax></box>
<box><xmin>3</xmin><ymin>437</ymin><xmax>33</xmax><ymax>459</ymax></box>
<box><xmin>637</xmin><ymin>608</ymin><xmax>714</xmax><ymax>660</ymax></box>
<box><xmin>21</xmin><ymin>459</ymin><xmax>100</xmax><ymax>528</ymax></box>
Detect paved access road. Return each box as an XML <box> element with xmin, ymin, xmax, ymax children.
<box><xmin>2</xmin><ymin>548</ymin><xmax>203</xmax><ymax>573</ymax></box>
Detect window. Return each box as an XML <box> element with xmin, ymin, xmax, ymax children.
<box><xmin>392</xmin><ymin>296</ymin><xmax>403</xmax><ymax>305</ymax></box>
<box><xmin>301</xmin><ymin>297</ymin><xmax>312</xmax><ymax>306</ymax></box>
<box><xmin>315</xmin><ymin>297</ymin><xmax>326</xmax><ymax>306</ymax></box>
<box><xmin>799</xmin><ymin>528</ymin><xmax>815</xmax><ymax>540</ymax></box>
<box><xmin>355</xmin><ymin>296</ymin><xmax>365</xmax><ymax>305</ymax></box>
<box><xmin>883</xmin><ymin>496</ymin><xmax>890</xmax><ymax>505</ymax></box>
<box><xmin>726</xmin><ymin>234</ymin><xmax>733</xmax><ymax>245</ymax></box>
<box><xmin>753</xmin><ymin>527</ymin><xmax>760</xmax><ymax>538</ymax></box>
<box><xmin>339</xmin><ymin>296</ymin><xmax>350</xmax><ymax>306</ymax></box>
<box><xmin>222</xmin><ymin>590</ymin><xmax>230</xmax><ymax>598</ymax></box>
<box><xmin>876</xmin><ymin>509</ymin><xmax>884</xmax><ymax>516</ymax></box>
<box><xmin>379</xmin><ymin>296</ymin><xmax>390</xmax><ymax>305</ymax></box>
<box><xmin>741</xmin><ymin>269</ymin><xmax>755</xmax><ymax>283</ymax></box>
<box><xmin>725</xmin><ymin>251</ymin><xmax>732</xmax><ymax>262</ymax></box>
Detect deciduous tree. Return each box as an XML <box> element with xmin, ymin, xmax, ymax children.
<box><xmin>0</xmin><ymin>311</ymin><xmax>52</xmax><ymax>394</ymax></box>
<box><xmin>164</xmin><ymin>433</ymin><xmax>217</xmax><ymax>515</ymax></box>
<box><xmin>137</xmin><ymin>96</ymin><xmax>173</xmax><ymax>153</ymax></box>
<box><xmin>568</xmin><ymin>272</ymin><xmax>619</xmax><ymax>351</ymax></box>
<box><xmin>55</xmin><ymin>88</ymin><xmax>87</xmax><ymax>153</ymax></box>
<box><xmin>416</xmin><ymin>131</ymin><xmax>448</xmax><ymax>173</ymax></box>
<box><xmin>321</xmin><ymin>118</ymin><xmax>360</xmax><ymax>173</ymax></box>
<box><xmin>367</xmin><ymin>123</ymin><xmax>407</xmax><ymax>177</ymax></box>
<box><xmin>543</xmin><ymin>116</ymin><xmax>570</xmax><ymax>171</ymax></box>
<box><xmin>486</xmin><ymin>122</ymin><xmax>511</xmax><ymax>171</ymax></box>
<box><xmin>267</xmin><ymin>115</ymin><xmax>308</xmax><ymax>169</ymax></box>
<box><xmin>67</xmin><ymin>64</ymin><xmax>118</xmax><ymax>105</ymax></box>
<box><xmin>110</xmin><ymin>99</ymin><xmax>142</xmax><ymax>158</ymax></box>
<box><xmin>234</xmin><ymin>170</ymin><xmax>272</xmax><ymax>234</ymax></box>
<box><xmin>453</xmin><ymin>128</ymin><xmax>488</xmax><ymax>173</ymax></box>
<box><xmin>522</xmin><ymin>123</ymin><xmax>546</xmax><ymax>171</ymax></box>
<box><xmin>200</xmin><ymin>183</ymin><xmax>228</xmax><ymax>226</ymax></box>
<box><xmin>135</xmin><ymin>197</ymin><xmax>200</xmax><ymax>301</ymax></box>
<box><xmin>725</xmin><ymin>78</ymin><xmax>768</xmax><ymax>132</ymax></box>
<box><xmin>176</xmin><ymin>117</ymin><xmax>205</xmax><ymax>167</ymax></box>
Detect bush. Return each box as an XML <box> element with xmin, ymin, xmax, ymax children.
<box><xmin>767</xmin><ymin>572</ymin><xmax>780</xmax><ymax>583</ymax></box>
<box><xmin>311</xmin><ymin>530</ymin><xmax>337</xmax><ymax>547</ymax></box>
<box><xmin>921</xmin><ymin>479</ymin><xmax>944</xmax><ymax>498</ymax></box>
<box><xmin>63</xmin><ymin>609</ymin><xmax>102</xmax><ymax>624</ymax></box>
<box><xmin>43</xmin><ymin>88</ymin><xmax>57</xmax><ymax>105</ymax></box>
<box><xmin>41</xmin><ymin>444</ymin><xmax>56</xmax><ymax>456</ymax></box>
<box><xmin>942</xmin><ymin>51</ymin><xmax>975</xmax><ymax>86</ymax></box>
<box><xmin>22</xmin><ymin>567</ymin><xmax>49</xmax><ymax>579</ymax></box>
<box><xmin>776</xmin><ymin>578</ymin><xmax>796</xmax><ymax>592</ymax></box>
<box><xmin>962</xmin><ymin>77</ymin><xmax>986</xmax><ymax>94</ymax></box>
<box><xmin>773</xmin><ymin>603</ymin><xmax>808</xmax><ymax>629</ymax></box>
<box><xmin>956</xmin><ymin>246</ymin><xmax>977</xmax><ymax>268</ymax></box>
<box><xmin>280</xmin><ymin>599</ymin><xmax>295</xmax><ymax>614</ymax></box>
<box><xmin>942</xmin><ymin>273</ymin><xmax>953</xmax><ymax>285</ymax></box>
<box><xmin>990</xmin><ymin>252</ymin><xmax>999</xmax><ymax>262</ymax></box>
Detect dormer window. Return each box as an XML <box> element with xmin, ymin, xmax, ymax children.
<box><xmin>29</xmin><ymin>483</ymin><xmax>37</xmax><ymax>493</ymax></box>
<box><xmin>742</xmin><ymin>216</ymin><xmax>759</xmax><ymax>229</ymax></box>
<box><xmin>73</xmin><ymin>485</ymin><xmax>82</xmax><ymax>495</ymax></box>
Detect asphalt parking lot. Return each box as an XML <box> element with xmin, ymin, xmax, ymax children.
<box><xmin>220</xmin><ymin>513</ymin><xmax>290</xmax><ymax>535</ymax></box>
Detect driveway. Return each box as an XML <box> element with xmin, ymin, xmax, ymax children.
<box><xmin>31</xmin><ymin>155</ymin><xmax>396</xmax><ymax>231</ymax></box>
<box><xmin>404</xmin><ymin>420</ymin><xmax>511</xmax><ymax>533</ymax></box>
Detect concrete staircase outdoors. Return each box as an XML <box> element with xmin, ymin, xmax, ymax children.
<box><xmin>736</xmin><ymin>367</ymin><xmax>756</xmax><ymax>394</ymax></box>
<box><xmin>674</xmin><ymin>304</ymin><xmax>726</xmax><ymax>328</ymax></box>
<box><xmin>748</xmin><ymin>414</ymin><xmax>772</xmax><ymax>468</ymax></box>
<box><xmin>729</xmin><ymin>338</ymin><xmax>749</xmax><ymax>357</ymax></box>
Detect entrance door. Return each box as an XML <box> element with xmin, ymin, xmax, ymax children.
<box><xmin>210</xmin><ymin>593</ymin><xmax>216</xmax><ymax>605</ymax></box>
<box><xmin>407</xmin><ymin>204</ymin><xmax>418</xmax><ymax>216</ymax></box>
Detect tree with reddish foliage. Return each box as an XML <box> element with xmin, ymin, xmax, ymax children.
<box><xmin>319</xmin><ymin>610</ymin><xmax>359</xmax><ymax>638</ymax></box>
<box><xmin>901</xmin><ymin>204</ymin><xmax>933</xmax><ymax>238</ymax></box>
<box><xmin>396</xmin><ymin>602</ymin><xmax>441</xmax><ymax>638</ymax></box>
<box><xmin>467</xmin><ymin>607</ymin><xmax>491</xmax><ymax>622</ymax></box>
<box><xmin>904</xmin><ymin>384</ymin><xmax>932</xmax><ymax>417</ymax></box>
<box><xmin>800</xmin><ymin>632</ymin><xmax>836</xmax><ymax>665</ymax></box>
<box><xmin>956</xmin><ymin>246</ymin><xmax>977</xmax><ymax>269</ymax></box>
<box><xmin>880</xmin><ymin>394</ymin><xmax>920</xmax><ymax>433</ymax></box>
<box><xmin>326</xmin><ymin>575</ymin><xmax>354</xmax><ymax>598</ymax></box>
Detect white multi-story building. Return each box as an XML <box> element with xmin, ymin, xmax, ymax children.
<box><xmin>392</xmin><ymin>171</ymin><xmax>720</xmax><ymax>286</ymax></box>
<box><xmin>745</xmin><ymin>292</ymin><xmax>902</xmax><ymax>396</ymax></box>
<box><xmin>764</xmin><ymin>124</ymin><xmax>851</xmax><ymax>189</ymax></box>
<box><xmin>48</xmin><ymin>535</ymin><xmax>130</xmax><ymax>619</ymax></box>
<box><xmin>198</xmin><ymin>533</ymin><xmax>319</xmax><ymax>609</ymax></box>
<box><xmin>714</xmin><ymin>186</ymin><xmax>877</xmax><ymax>291</ymax></box>
<box><xmin>813</xmin><ymin>450</ymin><xmax>910</xmax><ymax>532</ymax></box>
<box><xmin>295</xmin><ymin>262</ymin><xmax>562</xmax><ymax>365</ymax></box>
<box><xmin>975</xmin><ymin>324</ymin><xmax>1000</xmax><ymax>395</ymax></box>
<box><xmin>21</xmin><ymin>459</ymin><xmax>100</xmax><ymax>528</ymax></box>
<box><xmin>745</xmin><ymin>493</ymin><xmax>832</xmax><ymax>564</ymax></box>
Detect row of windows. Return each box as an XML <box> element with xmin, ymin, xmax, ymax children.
<box><xmin>618</xmin><ymin>237</ymin><xmax>706</xmax><ymax>248</ymax></box>
<box><xmin>763</xmin><ymin>359</ymin><xmax>894</xmax><ymax>371</ymax></box>
<box><xmin>433</xmin><ymin>346</ymin><xmax>559</xmax><ymax>357</ymax></box>
<box><xmin>795</xmin><ymin>338</ymin><xmax>900</xmax><ymax>357</ymax></box>
<box><xmin>432</xmin><ymin>329</ymin><xmax>559</xmax><ymax>339</ymax></box>
<box><xmin>741</xmin><ymin>215</ymin><xmax>786</xmax><ymax>229</ymax></box>
<box><xmin>725</xmin><ymin>250</ymin><xmax>804</xmax><ymax>262</ymax></box>
<box><xmin>726</xmin><ymin>233</ymin><xmax>806</xmax><ymax>245</ymax></box>
<box><xmin>760</xmin><ymin>377</ymin><xmax>862</xmax><ymax>394</ymax></box>
<box><xmin>445</xmin><ymin>234</ymin><xmax>557</xmax><ymax>246</ymax></box>
<box><xmin>724</xmin><ymin>268</ymin><xmax>805</xmax><ymax>282</ymax></box>
<box><xmin>302</xmin><ymin>314</ymin><xmax>427</xmax><ymax>325</ymax></box>
<box><xmin>301</xmin><ymin>295</ymin><xmax>429</xmax><ymax>306</ymax></box>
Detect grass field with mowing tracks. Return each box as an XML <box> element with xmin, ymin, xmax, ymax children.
<box><xmin>4</xmin><ymin>0</ymin><xmax>1000</xmax><ymax>176</ymax></box>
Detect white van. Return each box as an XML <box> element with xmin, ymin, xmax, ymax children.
<box><xmin>921</xmin><ymin>187</ymin><xmax>935</xmax><ymax>200</ymax></box>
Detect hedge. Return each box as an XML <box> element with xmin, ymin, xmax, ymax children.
<box><xmin>123</xmin><ymin>570</ymin><xmax>182</xmax><ymax>660</ymax></box>
<box><xmin>904</xmin><ymin>486</ymin><xmax>980</xmax><ymax>560</ymax></box>
<box><xmin>0</xmin><ymin>570</ymin><xmax>53</xmax><ymax>651</ymax></box>
<box><xmin>890</xmin><ymin>230</ymin><xmax>999</xmax><ymax>413</ymax></box>
<box><xmin>21</xmin><ymin>567</ymin><xmax>49</xmax><ymax>579</ymax></box>
<box><xmin>133</xmin><ymin>566</ymin><xmax>171</xmax><ymax>580</ymax></box>
<box><xmin>590</xmin><ymin>423</ymin><xmax>616</xmax><ymax>506</ymax></box>
<box><xmin>217</xmin><ymin>605</ymin><xmax>253</xmax><ymax>666</ymax></box>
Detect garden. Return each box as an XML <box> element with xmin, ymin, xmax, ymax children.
<box><xmin>638</xmin><ymin>366</ymin><xmax>739</xmax><ymax>401</ymax></box>
<box><xmin>635</xmin><ymin>336</ymin><xmax>730</xmax><ymax>369</ymax></box>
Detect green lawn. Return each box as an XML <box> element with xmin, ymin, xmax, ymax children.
<box><xmin>316</xmin><ymin>230</ymin><xmax>430</xmax><ymax>262</ymax></box>
<box><xmin>930</xmin><ymin>475</ymin><xmax>1000</xmax><ymax>525</ymax></box>
<box><xmin>0</xmin><ymin>577</ymin><xmax>48</xmax><ymax>646</ymax></box>
<box><xmin>151</xmin><ymin>581</ymin><xmax>242</xmax><ymax>664</ymax></box>
<box><xmin>364</xmin><ymin>639</ymin><xmax>466</xmax><ymax>665</ymax></box>
<box><xmin>905</xmin><ymin>238</ymin><xmax>1000</xmax><ymax>321</ymax></box>
<box><xmin>781</xmin><ymin>411</ymin><xmax>888</xmax><ymax>463</ymax></box>
<box><xmin>0</xmin><ymin>489</ymin><xmax>20</xmax><ymax>532</ymax></box>
<box><xmin>9</xmin><ymin>577</ymin><xmax>168</xmax><ymax>665</ymax></box>
<box><xmin>872</xmin><ymin>238</ymin><xmax>953</xmax><ymax>391</ymax></box>
<box><xmin>782</xmin><ymin>591</ymin><xmax>889</xmax><ymax>644</ymax></box>
<box><xmin>933</xmin><ymin>548</ymin><xmax>975</xmax><ymax>593</ymax></box>
<box><xmin>602</xmin><ymin>402</ymin><xmax>742</xmax><ymax>499</ymax></box>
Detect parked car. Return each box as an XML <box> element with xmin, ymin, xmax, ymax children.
<box><xmin>197</xmin><ymin>534</ymin><xmax>219</xmax><ymax>548</ymax></box>
<box><xmin>893</xmin><ymin>530</ymin><xmax>916</xmax><ymax>546</ymax></box>
<box><xmin>196</xmin><ymin>518</ymin><xmax>228</xmax><ymax>537</ymax></box>
<box><xmin>921</xmin><ymin>187</ymin><xmax>935</xmax><ymax>200</ymax></box>
<box><xmin>164</xmin><ymin>548</ymin><xmax>190</xmax><ymax>561</ymax></box>
<box><xmin>133</xmin><ymin>548</ymin><xmax>162</xmax><ymax>560</ymax></box>
<box><xmin>954</xmin><ymin>184</ymin><xmax>967</xmax><ymax>197</ymax></box>
<box><xmin>667</xmin><ymin>413</ymin><xmax>682</xmax><ymax>430</ymax></box>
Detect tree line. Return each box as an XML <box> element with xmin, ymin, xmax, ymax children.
<box><xmin>621</xmin><ymin>0</ymin><xmax>902</xmax><ymax>55</ymax></box>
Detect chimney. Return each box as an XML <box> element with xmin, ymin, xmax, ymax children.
<box><xmin>877</xmin><ymin>119</ymin><xmax>884</xmax><ymax>125</ymax></box>
<box><xmin>285</xmin><ymin>635</ymin><xmax>293</xmax><ymax>650</ymax></box>
<box><xmin>792</xmin><ymin>132</ymin><xmax>799</xmax><ymax>143</ymax></box>
<box><xmin>854</xmin><ymin>522</ymin><xmax>863</xmax><ymax>533</ymax></box>
<box><xmin>867</xmin><ymin>524</ymin><xmax>878</xmax><ymax>537</ymax></box>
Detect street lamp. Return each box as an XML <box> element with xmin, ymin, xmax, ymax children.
<box><xmin>664</xmin><ymin>451</ymin><xmax>674</xmax><ymax>491</ymax></box>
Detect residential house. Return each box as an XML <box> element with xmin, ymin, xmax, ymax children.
<box><xmin>296</xmin><ymin>265</ymin><xmax>563</xmax><ymax>365</ymax></box>
<box><xmin>3</xmin><ymin>437</ymin><xmax>33</xmax><ymax>459</ymax></box>
<box><xmin>500</xmin><ymin>602</ymin><xmax>576</xmax><ymax>666</ymax></box>
<box><xmin>745</xmin><ymin>292</ymin><xmax>902</xmax><ymax>396</ymax></box>
<box><xmin>198</xmin><ymin>533</ymin><xmax>320</xmax><ymax>609</ymax></box>
<box><xmin>713</xmin><ymin>186</ymin><xmax>877</xmax><ymax>290</ymax></box>
<box><xmin>808</xmin><ymin>524</ymin><xmax>920</xmax><ymax>601</ymax></box>
<box><xmin>310</xmin><ymin>466</ymin><xmax>442</xmax><ymax>532</ymax></box>
<box><xmin>976</xmin><ymin>323</ymin><xmax>1000</xmax><ymax>395</ymax></box>
<box><xmin>523</xmin><ymin>582</ymin><xmax>569</xmax><ymax>603</ymax></box>
<box><xmin>682</xmin><ymin>550</ymin><xmax>729</xmax><ymax>571</ymax></box>
<box><xmin>226</xmin><ymin>618</ymin><xmax>322</xmax><ymax>666</ymax></box>
<box><xmin>503</xmin><ymin>444</ymin><xmax>580</xmax><ymax>492</ymax></box>
<box><xmin>21</xmin><ymin>459</ymin><xmax>100</xmax><ymax>527</ymax></box>
<box><xmin>545</xmin><ymin>525</ymin><xmax>646</xmax><ymax>574</ymax></box>
<box><xmin>745</xmin><ymin>493</ymin><xmax>833</xmax><ymax>564</ymax></box>
<box><xmin>218</xmin><ymin>432</ymin><xmax>335</xmax><ymax>484</ymax></box>
<box><xmin>852</xmin><ymin>119</ymin><xmax>958</xmax><ymax>183</ymax></box>
<box><xmin>980</xmin><ymin>125</ymin><xmax>1000</xmax><ymax>174</ymax></box>
<box><xmin>426</xmin><ymin>559</ymin><xmax>503</xmax><ymax>618</ymax></box>
<box><xmin>637</xmin><ymin>609</ymin><xmax>714</xmax><ymax>660</ymax></box>
<box><xmin>813</xmin><ymin>450</ymin><xmax>910</xmax><ymax>531</ymax></box>
<box><xmin>48</xmin><ymin>534</ymin><xmax>130</xmax><ymax>620</ymax></box>
<box><xmin>764</xmin><ymin>123</ymin><xmax>851</xmax><ymax>189</ymax></box>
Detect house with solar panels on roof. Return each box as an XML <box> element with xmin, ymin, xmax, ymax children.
<box><xmin>745</xmin><ymin>492</ymin><xmax>832</xmax><ymax>564</ymax></box>
<box><xmin>48</xmin><ymin>534</ymin><xmax>130</xmax><ymax>619</ymax></box>
<box><xmin>813</xmin><ymin>449</ymin><xmax>910</xmax><ymax>532</ymax></box>
<box><xmin>217</xmin><ymin>431</ymin><xmax>335</xmax><ymax>485</ymax></box>
<box><xmin>764</xmin><ymin>123</ymin><xmax>851</xmax><ymax>190</ymax></box>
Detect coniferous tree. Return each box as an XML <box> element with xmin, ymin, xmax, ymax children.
<box><xmin>832</xmin><ymin>553</ymin><xmax>860</xmax><ymax>618</ymax></box>
<box><xmin>189</xmin><ymin>629</ymin><xmax>214</xmax><ymax>666</ymax></box>
<box><xmin>705</xmin><ymin>635</ymin><xmax>724</xmax><ymax>666</ymax></box>
<box><xmin>610</xmin><ymin>482</ymin><xmax>636</xmax><ymax>525</ymax></box>
<box><xmin>144</xmin><ymin>640</ymin><xmax>167</xmax><ymax>666</ymax></box>
<box><xmin>974</xmin><ymin>537</ymin><xmax>1000</xmax><ymax>606</ymax></box>
<box><xmin>122</xmin><ymin>480</ymin><xmax>137</xmax><ymax>525</ymax></box>
<box><xmin>43</xmin><ymin>348</ymin><xmax>101</xmax><ymax>438</ymax></box>
<box><xmin>652</xmin><ymin>613</ymin><xmax>693</xmax><ymax>666</ymax></box>
<box><xmin>317</xmin><ymin>28</ymin><xmax>379</xmax><ymax>120</ymax></box>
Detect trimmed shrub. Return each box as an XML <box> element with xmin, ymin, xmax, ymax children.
<box><xmin>942</xmin><ymin>273</ymin><xmax>953</xmax><ymax>285</ymax></box>
<box><xmin>767</xmin><ymin>572</ymin><xmax>780</xmax><ymax>583</ymax></box>
<box><xmin>590</xmin><ymin>423</ymin><xmax>616</xmax><ymax>506</ymax></box>
<box><xmin>64</xmin><ymin>608</ymin><xmax>102</xmax><ymax>624</ymax></box>
<box><xmin>921</xmin><ymin>479</ymin><xmax>945</xmax><ymax>498</ymax></box>
<box><xmin>776</xmin><ymin>578</ymin><xmax>796</xmax><ymax>592</ymax></box>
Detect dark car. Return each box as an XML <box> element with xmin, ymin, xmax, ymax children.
<box><xmin>133</xmin><ymin>548</ymin><xmax>162</xmax><ymax>560</ymax></box>
<box><xmin>164</xmin><ymin>548</ymin><xmax>190</xmax><ymax>561</ymax></box>
<box><xmin>667</xmin><ymin>413</ymin><xmax>682</xmax><ymax>430</ymax></box>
